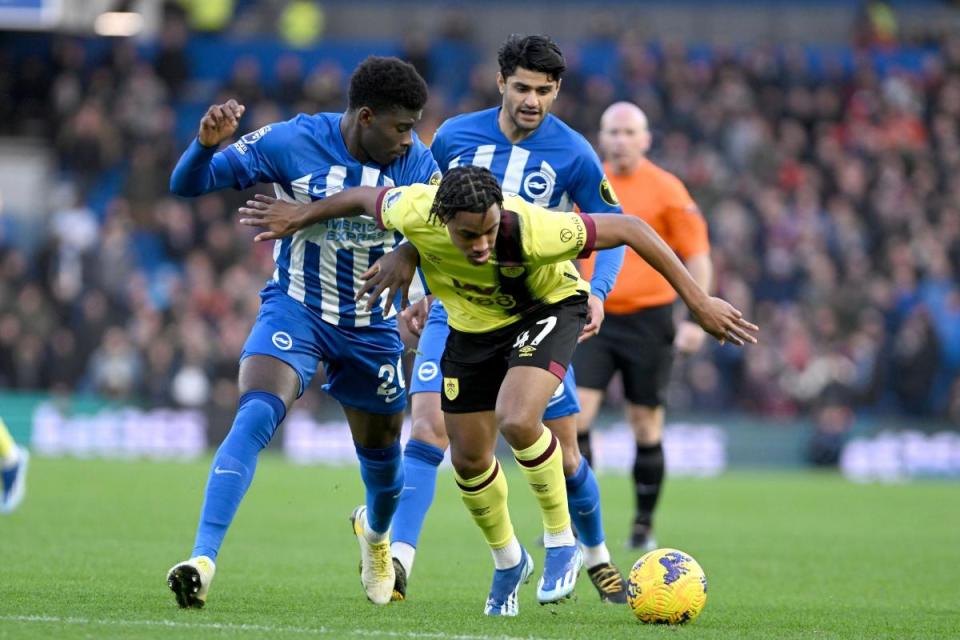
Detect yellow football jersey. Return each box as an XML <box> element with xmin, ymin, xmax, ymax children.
<box><xmin>375</xmin><ymin>183</ymin><xmax>596</xmax><ymax>333</ymax></box>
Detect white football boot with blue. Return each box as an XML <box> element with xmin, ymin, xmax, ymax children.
<box><xmin>484</xmin><ymin>547</ymin><xmax>534</xmax><ymax>616</ymax></box>
<box><xmin>0</xmin><ymin>447</ymin><xmax>29</xmax><ymax>514</ymax></box>
<box><xmin>537</xmin><ymin>544</ymin><xmax>583</xmax><ymax>604</ymax></box>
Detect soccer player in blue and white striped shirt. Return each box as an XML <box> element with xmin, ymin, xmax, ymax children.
<box><xmin>165</xmin><ymin>57</ymin><xmax>440</xmax><ymax>608</ymax></box>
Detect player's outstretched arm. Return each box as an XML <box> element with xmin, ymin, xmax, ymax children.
<box><xmin>590</xmin><ymin>214</ymin><xmax>758</xmax><ymax>346</ymax></box>
<box><xmin>170</xmin><ymin>100</ymin><xmax>246</xmax><ymax>197</ymax></box>
<box><xmin>238</xmin><ymin>187</ymin><xmax>382</xmax><ymax>242</ymax></box>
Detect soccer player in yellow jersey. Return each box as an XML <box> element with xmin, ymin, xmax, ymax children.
<box><xmin>239</xmin><ymin>165</ymin><xmax>758</xmax><ymax>616</ymax></box>
<box><xmin>0</xmin><ymin>417</ymin><xmax>28</xmax><ymax>514</ymax></box>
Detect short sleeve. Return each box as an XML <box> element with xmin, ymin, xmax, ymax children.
<box><xmin>402</xmin><ymin>135</ymin><xmax>442</xmax><ymax>186</ymax></box>
<box><xmin>221</xmin><ymin>121</ymin><xmax>296</xmax><ymax>189</ymax></box>
<box><xmin>429</xmin><ymin>121</ymin><xmax>450</xmax><ymax>170</ymax></box>
<box><xmin>374</xmin><ymin>187</ymin><xmax>406</xmax><ymax>232</ymax></box>
<box><xmin>375</xmin><ymin>184</ymin><xmax>435</xmax><ymax>235</ymax></box>
<box><xmin>514</xmin><ymin>199</ymin><xmax>597</xmax><ymax>265</ymax></box>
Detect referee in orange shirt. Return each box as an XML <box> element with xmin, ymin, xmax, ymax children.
<box><xmin>575</xmin><ymin>102</ymin><xmax>712</xmax><ymax>551</ymax></box>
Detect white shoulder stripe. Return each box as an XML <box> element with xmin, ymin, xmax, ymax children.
<box><xmin>501</xmin><ymin>146</ymin><xmax>530</xmax><ymax>196</ymax></box>
<box><xmin>471</xmin><ymin>145</ymin><xmax>496</xmax><ymax>170</ymax></box>
<box><xmin>360</xmin><ymin>166</ymin><xmax>381</xmax><ymax>187</ymax></box>
<box><xmin>325</xmin><ymin>165</ymin><xmax>347</xmax><ymax>194</ymax></box>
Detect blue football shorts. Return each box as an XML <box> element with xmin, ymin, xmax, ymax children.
<box><xmin>240</xmin><ymin>283</ymin><xmax>406</xmax><ymax>414</ymax></box>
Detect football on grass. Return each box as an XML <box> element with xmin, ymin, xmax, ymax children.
<box><xmin>626</xmin><ymin>548</ymin><xmax>707</xmax><ymax>624</ymax></box>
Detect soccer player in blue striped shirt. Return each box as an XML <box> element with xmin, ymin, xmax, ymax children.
<box><xmin>165</xmin><ymin>57</ymin><xmax>440</xmax><ymax>608</ymax></box>
<box><xmin>391</xmin><ymin>35</ymin><xmax>629</xmax><ymax>603</ymax></box>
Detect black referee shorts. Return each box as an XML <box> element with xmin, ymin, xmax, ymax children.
<box><xmin>440</xmin><ymin>294</ymin><xmax>588</xmax><ymax>414</ymax></box>
<box><xmin>572</xmin><ymin>303</ymin><xmax>676</xmax><ymax>407</ymax></box>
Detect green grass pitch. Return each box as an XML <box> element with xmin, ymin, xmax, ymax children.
<box><xmin>1</xmin><ymin>456</ymin><xmax>957</xmax><ymax>639</ymax></box>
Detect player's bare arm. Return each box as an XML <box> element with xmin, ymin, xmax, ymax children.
<box><xmin>674</xmin><ymin>252</ymin><xmax>713</xmax><ymax>353</ymax></box>
<box><xmin>238</xmin><ymin>189</ymin><xmax>381</xmax><ymax>241</ymax></box>
<box><xmin>590</xmin><ymin>214</ymin><xmax>758</xmax><ymax>346</ymax></box>
<box><xmin>198</xmin><ymin>99</ymin><xmax>246</xmax><ymax>148</ymax></box>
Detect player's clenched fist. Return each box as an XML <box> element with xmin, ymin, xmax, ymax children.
<box><xmin>198</xmin><ymin>99</ymin><xmax>246</xmax><ymax>148</ymax></box>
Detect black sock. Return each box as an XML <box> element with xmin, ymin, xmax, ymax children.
<box><xmin>632</xmin><ymin>442</ymin><xmax>664</xmax><ymax>528</ymax></box>
<box><xmin>576</xmin><ymin>431</ymin><xmax>593</xmax><ymax>467</ymax></box>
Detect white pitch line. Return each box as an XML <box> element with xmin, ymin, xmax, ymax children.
<box><xmin>0</xmin><ymin>614</ymin><xmax>551</xmax><ymax>640</ymax></box>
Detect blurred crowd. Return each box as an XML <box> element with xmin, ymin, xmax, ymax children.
<box><xmin>1</xmin><ymin>4</ymin><xmax>960</xmax><ymax>430</ymax></box>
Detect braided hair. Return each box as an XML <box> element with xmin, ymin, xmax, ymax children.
<box><xmin>429</xmin><ymin>165</ymin><xmax>504</xmax><ymax>225</ymax></box>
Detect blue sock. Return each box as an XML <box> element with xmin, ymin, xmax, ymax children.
<box><xmin>192</xmin><ymin>391</ymin><xmax>286</xmax><ymax>561</ymax></box>
<box><xmin>566</xmin><ymin>458</ymin><xmax>605</xmax><ymax>547</ymax></box>
<box><xmin>392</xmin><ymin>439</ymin><xmax>445</xmax><ymax>547</ymax></box>
<box><xmin>355</xmin><ymin>440</ymin><xmax>403</xmax><ymax>535</ymax></box>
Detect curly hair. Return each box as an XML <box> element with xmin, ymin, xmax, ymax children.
<box><xmin>497</xmin><ymin>34</ymin><xmax>566</xmax><ymax>82</ymax></box>
<box><xmin>348</xmin><ymin>56</ymin><xmax>428</xmax><ymax>113</ymax></box>
<box><xmin>429</xmin><ymin>166</ymin><xmax>504</xmax><ymax>225</ymax></box>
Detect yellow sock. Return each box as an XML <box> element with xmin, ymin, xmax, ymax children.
<box><xmin>0</xmin><ymin>418</ymin><xmax>16</xmax><ymax>464</ymax></box>
<box><xmin>512</xmin><ymin>426</ymin><xmax>570</xmax><ymax>534</ymax></box>
<box><xmin>456</xmin><ymin>459</ymin><xmax>515</xmax><ymax>549</ymax></box>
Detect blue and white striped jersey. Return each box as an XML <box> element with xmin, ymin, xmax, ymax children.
<box><xmin>222</xmin><ymin>112</ymin><xmax>440</xmax><ymax>327</ymax></box>
<box><xmin>430</xmin><ymin>107</ymin><xmax>622</xmax><ymax>215</ymax></box>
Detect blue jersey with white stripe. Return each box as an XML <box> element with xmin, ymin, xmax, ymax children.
<box><xmin>222</xmin><ymin>112</ymin><xmax>440</xmax><ymax>327</ymax></box>
<box><xmin>430</xmin><ymin>107</ymin><xmax>622</xmax><ymax>214</ymax></box>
